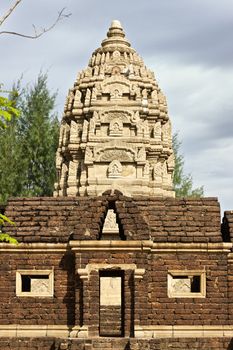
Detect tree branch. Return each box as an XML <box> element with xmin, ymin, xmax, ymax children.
<box><xmin>0</xmin><ymin>0</ymin><xmax>22</xmax><ymax>26</ymax></box>
<box><xmin>0</xmin><ymin>7</ymin><xmax>71</xmax><ymax>39</ymax></box>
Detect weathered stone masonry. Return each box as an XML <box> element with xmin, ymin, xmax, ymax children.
<box><xmin>1</xmin><ymin>20</ymin><xmax>233</xmax><ymax>350</ymax></box>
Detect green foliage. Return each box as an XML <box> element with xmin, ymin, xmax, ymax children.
<box><xmin>173</xmin><ymin>132</ymin><xmax>204</xmax><ymax>198</ymax></box>
<box><xmin>0</xmin><ymin>87</ymin><xmax>20</xmax><ymax>129</ymax></box>
<box><xmin>0</xmin><ymin>213</ymin><xmax>14</xmax><ymax>226</ymax></box>
<box><xmin>0</xmin><ymin>73</ymin><xmax>59</xmax><ymax>203</ymax></box>
<box><xmin>0</xmin><ymin>214</ymin><xmax>18</xmax><ymax>244</ymax></box>
<box><xmin>0</xmin><ymin>233</ymin><xmax>18</xmax><ymax>244</ymax></box>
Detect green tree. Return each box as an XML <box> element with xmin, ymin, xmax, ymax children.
<box><xmin>173</xmin><ymin>132</ymin><xmax>204</xmax><ymax>198</ymax></box>
<box><xmin>0</xmin><ymin>89</ymin><xmax>20</xmax><ymax>243</ymax></box>
<box><xmin>0</xmin><ymin>73</ymin><xmax>59</xmax><ymax>203</ymax></box>
<box><xmin>17</xmin><ymin>73</ymin><xmax>59</xmax><ymax>197</ymax></box>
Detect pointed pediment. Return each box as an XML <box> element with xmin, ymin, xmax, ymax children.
<box><xmin>102</xmin><ymin>209</ymin><xmax>119</xmax><ymax>234</ymax></box>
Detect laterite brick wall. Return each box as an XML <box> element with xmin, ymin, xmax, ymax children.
<box><xmin>0</xmin><ymin>337</ymin><xmax>232</xmax><ymax>350</ymax></box>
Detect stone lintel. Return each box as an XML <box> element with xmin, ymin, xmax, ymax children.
<box><xmin>135</xmin><ymin>325</ymin><xmax>233</xmax><ymax>338</ymax></box>
<box><xmin>1</xmin><ymin>324</ymin><xmax>233</xmax><ymax>338</ymax></box>
<box><xmin>0</xmin><ymin>325</ymin><xmax>87</xmax><ymax>338</ymax></box>
<box><xmin>0</xmin><ymin>243</ymin><xmax>68</xmax><ymax>253</ymax></box>
<box><xmin>0</xmin><ymin>241</ymin><xmax>231</xmax><ymax>253</ymax></box>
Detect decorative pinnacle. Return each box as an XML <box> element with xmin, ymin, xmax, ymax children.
<box><xmin>110</xmin><ymin>20</ymin><xmax>123</xmax><ymax>29</ymax></box>
<box><xmin>101</xmin><ymin>19</ymin><xmax>130</xmax><ymax>49</ymax></box>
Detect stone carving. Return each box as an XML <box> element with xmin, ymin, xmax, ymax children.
<box><xmin>81</xmin><ymin>120</ymin><xmax>88</xmax><ymax>142</ymax></box>
<box><xmin>167</xmin><ymin>154</ymin><xmax>175</xmax><ymax>172</ymax></box>
<box><xmin>122</xmin><ymin>64</ymin><xmax>134</xmax><ymax>77</ymax></box>
<box><xmin>68</xmin><ymin>161</ymin><xmax>78</xmax><ymax>177</ymax></box>
<box><xmin>101</xmin><ymin>53</ymin><xmax>105</xmax><ymax>64</ymax></box>
<box><xmin>91</xmin><ymin>87</ymin><xmax>97</xmax><ymax>102</ymax></box>
<box><xmin>91</xmin><ymin>55</ymin><xmax>96</xmax><ymax>66</ymax></box>
<box><xmin>153</xmin><ymin>162</ymin><xmax>162</xmax><ymax>180</ymax></box>
<box><xmin>105</xmin><ymin>52</ymin><xmax>110</xmax><ymax>62</ymax></box>
<box><xmin>140</xmin><ymin>66</ymin><xmax>147</xmax><ymax>77</ymax></box>
<box><xmin>96</xmin><ymin>53</ymin><xmax>101</xmax><ymax>65</ymax></box>
<box><xmin>142</xmin><ymin>89</ymin><xmax>147</xmax><ymax>99</ymax></box>
<box><xmin>102</xmin><ymin>111</ymin><xmax>130</xmax><ymax>124</ymax></box>
<box><xmin>131</xmin><ymin>111</ymin><xmax>140</xmax><ymax>123</ymax></box>
<box><xmin>99</xmin><ymin>149</ymin><xmax>133</xmax><ymax>162</ymax></box>
<box><xmin>94</xmin><ymin>66</ymin><xmax>99</xmax><ymax>76</ymax></box>
<box><xmin>112</xmin><ymin>66</ymin><xmax>121</xmax><ymax>75</ymax></box>
<box><xmin>89</xmin><ymin>111</ymin><xmax>100</xmax><ymax>136</ymax></box>
<box><xmin>99</xmin><ymin>64</ymin><xmax>105</xmax><ymax>77</ymax></box>
<box><xmin>170</xmin><ymin>277</ymin><xmax>191</xmax><ymax>294</ymax></box>
<box><xmin>84</xmin><ymin>67</ymin><xmax>92</xmax><ymax>78</ymax></box>
<box><xmin>55</xmin><ymin>151</ymin><xmax>62</xmax><ymax>169</ymax></box>
<box><xmin>58</xmin><ymin>124</ymin><xmax>65</xmax><ymax>147</ymax></box>
<box><xmin>112</xmin><ymin>50</ymin><xmax>121</xmax><ymax>58</ymax></box>
<box><xmin>137</xmin><ymin>147</ymin><xmax>146</xmax><ymax>162</ymax></box>
<box><xmin>102</xmin><ymin>209</ymin><xmax>119</xmax><ymax>233</ymax></box>
<box><xmin>54</xmin><ymin>20</ymin><xmax>175</xmax><ymax>198</ymax></box>
<box><xmin>63</xmin><ymin>124</ymin><xmax>70</xmax><ymax>146</ymax></box>
<box><xmin>109</xmin><ymin>119</ymin><xmax>123</xmax><ymax>136</ymax></box>
<box><xmin>144</xmin><ymin>161</ymin><xmax>150</xmax><ymax>178</ymax></box>
<box><xmin>31</xmin><ymin>277</ymin><xmax>50</xmax><ymax>294</ymax></box>
<box><xmin>84</xmin><ymin>89</ymin><xmax>91</xmax><ymax>106</ymax></box>
<box><xmin>85</xmin><ymin>147</ymin><xmax>93</xmax><ymax>163</ymax></box>
<box><xmin>108</xmin><ymin>160</ymin><xmax>122</xmax><ymax>178</ymax></box>
<box><xmin>153</xmin><ymin>121</ymin><xmax>161</xmax><ymax>139</ymax></box>
<box><xmin>70</xmin><ymin>121</ymin><xmax>79</xmax><ymax>143</ymax></box>
<box><xmin>142</xmin><ymin>120</ymin><xmax>149</xmax><ymax>138</ymax></box>
<box><xmin>142</xmin><ymin>88</ymin><xmax>148</xmax><ymax>109</ymax></box>
<box><xmin>67</xmin><ymin>89</ymin><xmax>74</xmax><ymax>111</ymax></box>
<box><xmin>134</xmin><ymin>65</ymin><xmax>140</xmax><ymax>76</ymax></box>
<box><xmin>73</xmin><ymin>90</ymin><xmax>82</xmax><ymax>108</ymax></box>
<box><xmin>162</xmin><ymin>121</ymin><xmax>172</xmax><ymax>142</ymax></box>
<box><xmin>151</xmin><ymin>89</ymin><xmax>158</xmax><ymax>104</ymax></box>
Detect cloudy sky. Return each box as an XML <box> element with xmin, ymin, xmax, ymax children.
<box><xmin>1</xmin><ymin>0</ymin><xmax>233</xmax><ymax>213</ymax></box>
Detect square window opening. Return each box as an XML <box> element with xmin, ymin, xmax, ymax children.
<box><xmin>168</xmin><ymin>270</ymin><xmax>205</xmax><ymax>298</ymax></box>
<box><xmin>16</xmin><ymin>270</ymin><xmax>54</xmax><ymax>297</ymax></box>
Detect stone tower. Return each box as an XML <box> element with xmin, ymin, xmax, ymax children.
<box><xmin>54</xmin><ymin>20</ymin><xmax>175</xmax><ymax>197</ymax></box>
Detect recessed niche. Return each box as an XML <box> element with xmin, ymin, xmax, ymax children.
<box><xmin>16</xmin><ymin>270</ymin><xmax>54</xmax><ymax>297</ymax></box>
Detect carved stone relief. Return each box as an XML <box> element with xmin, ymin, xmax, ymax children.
<box><xmin>85</xmin><ymin>147</ymin><xmax>93</xmax><ymax>164</ymax></box>
<box><xmin>109</xmin><ymin>119</ymin><xmax>123</xmax><ymax>136</ymax></box>
<box><xmin>137</xmin><ymin>147</ymin><xmax>146</xmax><ymax>162</ymax></box>
<box><xmin>31</xmin><ymin>278</ymin><xmax>50</xmax><ymax>294</ymax></box>
<box><xmin>153</xmin><ymin>121</ymin><xmax>161</xmax><ymax>139</ymax></box>
<box><xmin>108</xmin><ymin>160</ymin><xmax>122</xmax><ymax>178</ymax></box>
<box><xmin>153</xmin><ymin>162</ymin><xmax>162</xmax><ymax>180</ymax></box>
<box><xmin>99</xmin><ymin>149</ymin><xmax>133</xmax><ymax>162</ymax></box>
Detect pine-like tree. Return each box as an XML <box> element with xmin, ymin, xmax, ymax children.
<box><xmin>173</xmin><ymin>132</ymin><xmax>204</xmax><ymax>198</ymax></box>
<box><xmin>0</xmin><ymin>73</ymin><xmax>59</xmax><ymax>203</ymax></box>
<box><xmin>17</xmin><ymin>73</ymin><xmax>59</xmax><ymax>197</ymax></box>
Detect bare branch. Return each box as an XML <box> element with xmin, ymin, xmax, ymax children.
<box><xmin>0</xmin><ymin>0</ymin><xmax>22</xmax><ymax>26</ymax></box>
<box><xmin>0</xmin><ymin>7</ymin><xmax>71</xmax><ymax>39</ymax></box>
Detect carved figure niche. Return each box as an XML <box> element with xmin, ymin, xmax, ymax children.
<box><xmin>108</xmin><ymin>160</ymin><xmax>122</xmax><ymax>178</ymax></box>
<box><xmin>109</xmin><ymin>119</ymin><xmax>123</xmax><ymax>136</ymax></box>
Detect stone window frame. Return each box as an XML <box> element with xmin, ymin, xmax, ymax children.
<box><xmin>167</xmin><ymin>270</ymin><xmax>206</xmax><ymax>298</ymax></box>
<box><xmin>16</xmin><ymin>269</ymin><xmax>54</xmax><ymax>297</ymax></box>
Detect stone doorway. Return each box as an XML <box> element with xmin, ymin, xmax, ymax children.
<box><xmin>99</xmin><ymin>270</ymin><xmax>124</xmax><ymax>337</ymax></box>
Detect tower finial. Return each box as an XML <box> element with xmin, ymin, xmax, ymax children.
<box><xmin>101</xmin><ymin>19</ymin><xmax>130</xmax><ymax>48</ymax></box>
<box><xmin>110</xmin><ymin>20</ymin><xmax>122</xmax><ymax>29</ymax></box>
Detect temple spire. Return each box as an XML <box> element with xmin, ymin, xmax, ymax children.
<box><xmin>54</xmin><ymin>21</ymin><xmax>175</xmax><ymax>198</ymax></box>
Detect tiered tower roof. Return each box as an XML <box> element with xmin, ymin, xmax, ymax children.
<box><xmin>54</xmin><ymin>20</ymin><xmax>175</xmax><ymax>197</ymax></box>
